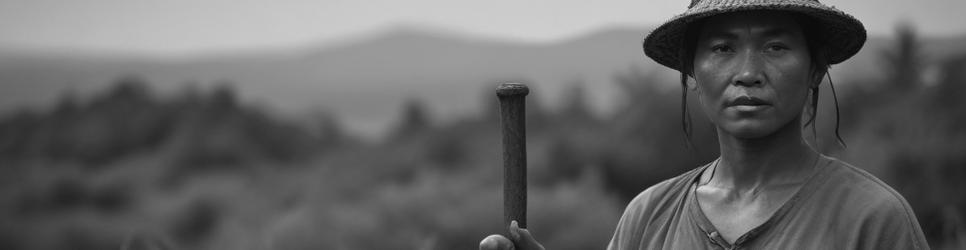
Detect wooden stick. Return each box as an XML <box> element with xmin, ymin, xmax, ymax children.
<box><xmin>496</xmin><ymin>82</ymin><xmax>529</xmax><ymax>229</ymax></box>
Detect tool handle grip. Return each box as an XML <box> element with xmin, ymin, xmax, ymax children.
<box><xmin>496</xmin><ymin>82</ymin><xmax>529</xmax><ymax>229</ymax></box>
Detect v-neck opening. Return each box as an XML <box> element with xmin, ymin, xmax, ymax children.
<box><xmin>686</xmin><ymin>156</ymin><xmax>834</xmax><ymax>248</ymax></box>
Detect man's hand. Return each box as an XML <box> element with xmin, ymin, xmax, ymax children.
<box><xmin>479</xmin><ymin>221</ymin><xmax>546</xmax><ymax>250</ymax></box>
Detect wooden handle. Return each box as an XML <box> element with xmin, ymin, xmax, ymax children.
<box><xmin>496</xmin><ymin>82</ymin><xmax>529</xmax><ymax>229</ymax></box>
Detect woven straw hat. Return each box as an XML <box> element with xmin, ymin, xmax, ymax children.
<box><xmin>643</xmin><ymin>0</ymin><xmax>866</xmax><ymax>72</ymax></box>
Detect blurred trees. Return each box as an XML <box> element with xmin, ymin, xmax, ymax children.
<box><xmin>0</xmin><ymin>77</ymin><xmax>330</xmax><ymax>170</ymax></box>
<box><xmin>882</xmin><ymin>23</ymin><xmax>923</xmax><ymax>90</ymax></box>
<box><xmin>0</xmin><ymin>76</ymin><xmax>168</xmax><ymax>165</ymax></box>
<box><xmin>0</xmin><ymin>76</ymin><xmax>361</xmax><ymax>250</ymax></box>
<box><xmin>558</xmin><ymin>80</ymin><xmax>595</xmax><ymax>124</ymax></box>
<box><xmin>390</xmin><ymin>98</ymin><xmax>432</xmax><ymax>140</ymax></box>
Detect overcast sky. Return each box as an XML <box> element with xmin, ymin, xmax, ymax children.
<box><xmin>1</xmin><ymin>0</ymin><xmax>963</xmax><ymax>56</ymax></box>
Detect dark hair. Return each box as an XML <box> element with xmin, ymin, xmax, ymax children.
<box><xmin>677</xmin><ymin>12</ymin><xmax>846</xmax><ymax>149</ymax></box>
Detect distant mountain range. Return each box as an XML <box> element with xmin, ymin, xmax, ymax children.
<box><xmin>1</xmin><ymin>26</ymin><xmax>964</xmax><ymax>138</ymax></box>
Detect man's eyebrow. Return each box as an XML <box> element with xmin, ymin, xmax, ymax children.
<box><xmin>702</xmin><ymin>26</ymin><xmax>797</xmax><ymax>40</ymax></box>
<box><xmin>702</xmin><ymin>30</ymin><xmax>739</xmax><ymax>40</ymax></box>
<box><xmin>759</xmin><ymin>27</ymin><xmax>796</xmax><ymax>38</ymax></box>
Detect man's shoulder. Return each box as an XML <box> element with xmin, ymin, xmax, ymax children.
<box><xmin>821</xmin><ymin>157</ymin><xmax>911</xmax><ymax>209</ymax></box>
<box><xmin>610</xmin><ymin>165</ymin><xmax>706</xmax><ymax>247</ymax></box>
<box><xmin>812</xmin><ymin>156</ymin><xmax>931</xmax><ymax>249</ymax></box>
<box><xmin>813</xmin><ymin>156</ymin><xmax>924</xmax><ymax>232</ymax></box>
<box><xmin>625</xmin><ymin>165</ymin><xmax>705</xmax><ymax>214</ymax></box>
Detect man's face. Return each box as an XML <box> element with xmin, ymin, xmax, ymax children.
<box><xmin>691</xmin><ymin>11</ymin><xmax>813</xmax><ymax>139</ymax></box>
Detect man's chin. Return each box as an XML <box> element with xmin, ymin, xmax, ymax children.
<box><xmin>723</xmin><ymin>123</ymin><xmax>775</xmax><ymax>139</ymax></box>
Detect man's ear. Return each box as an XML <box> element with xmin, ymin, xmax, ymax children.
<box><xmin>686</xmin><ymin>76</ymin><xmax>699</xmax><ymax>92</ymax></box>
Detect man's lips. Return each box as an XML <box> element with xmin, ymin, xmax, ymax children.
<box><xmin>728</xmin><ymin>96</ymin><xmax>771</xmax><ymax>107</ymax></box>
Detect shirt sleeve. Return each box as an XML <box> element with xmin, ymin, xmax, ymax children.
<box><xmin>607</xmin><ymin>191</ymin><xmax>648</xmax><ymax>250</ymax></box>
<box><xmin>852</xmin><ymin>195</ymin><xmax>931</xmax><ymax>250</ymax></box>
<box><xmin>831</xmin><ymin>163</ymin><xmax>932</xmax><ymax>250</ymax></box>
<box><xmin>607</xmin><ymin>182</ymin><xmax>675</xmax><ymax>250</ymax></box>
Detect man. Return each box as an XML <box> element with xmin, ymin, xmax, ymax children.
<box><xmin>480</xmin><ymin>0</ymin><xmax>929</xmax><ymax>249</ymax></box>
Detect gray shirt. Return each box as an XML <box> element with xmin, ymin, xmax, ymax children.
<box><xmin>607</xmin><ymin>155</ymin><xmax>929</xmax><ymax>250</ymax></box>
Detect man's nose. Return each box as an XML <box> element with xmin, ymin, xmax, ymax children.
<box><xmin>732</xmin><ymin>51</ymin><xmax>765</xmax><ymax>87</ymax></box>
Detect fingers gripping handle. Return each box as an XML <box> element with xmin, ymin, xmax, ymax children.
<box><xmin>496</xmin><ymin>82</ymin><xmax>529</xmax><ymax>229</ymax></box>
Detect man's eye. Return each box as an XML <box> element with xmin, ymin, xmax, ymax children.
<box><xmin>766</xmin><ymin>44</ymin><xmax>789</xmax><ymax>52</ymax></box>
<box><xmin>711</xmin><ymin>45</ymin><xmax>734</xmax><ymax>53</ymax></box>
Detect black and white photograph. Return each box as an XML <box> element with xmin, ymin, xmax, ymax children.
<box><xmin>0</xmin><ymin>0</ymin><xmax>963</xmax><ymax>249</ymax></box>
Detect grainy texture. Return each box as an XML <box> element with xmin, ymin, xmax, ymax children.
<box><xmin>497</xmin><ymin>82</ymin><xmax>529</xmax><ymax>229</ymax></box>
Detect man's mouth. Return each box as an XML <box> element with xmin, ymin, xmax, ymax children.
<box><xmin>728</xmin><ymin>96</ymin><xmax>770</xmax><ymax>107</ymax></box>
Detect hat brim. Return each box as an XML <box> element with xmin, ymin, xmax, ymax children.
<box><xmin>643</xmin><ymin>1</ymin><xmax>867</xmax><ymax>72</ymax></box>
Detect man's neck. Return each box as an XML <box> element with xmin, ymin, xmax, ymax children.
<box><xmin>710</xmin><ymin>119</ymin><xmax>819</xmax><ymax>192</ymax></box>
